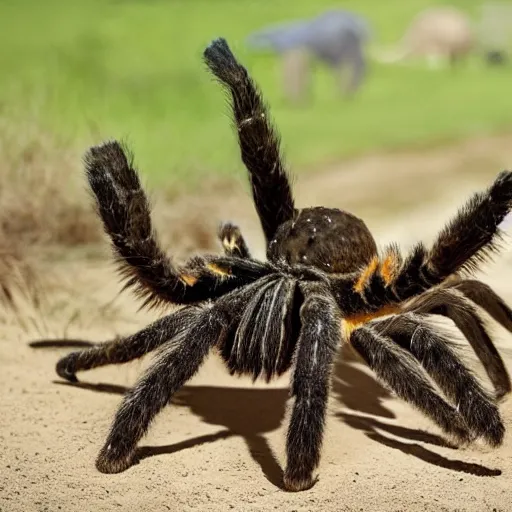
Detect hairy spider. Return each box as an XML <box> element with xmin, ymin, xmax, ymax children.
<box><xmin>55</xmin><ymin>38</ymin><xmax>512</xmax><ymax>492</ymax></box>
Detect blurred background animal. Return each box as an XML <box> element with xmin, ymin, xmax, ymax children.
<box><xmin>375</xmin><ymin>6</ymin><xmax>475</xmax><ymax>68</ymax></box>
<box><xmin>247</xmin><ymin>9</ymin><xmax>372</xmax><ymax>102</ymax></box>
<box><xmin>479</xmin><ymin>2</ymin><xmax>512</xmax><ymax>66</ymax></box>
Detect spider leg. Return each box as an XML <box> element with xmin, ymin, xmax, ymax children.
<box><xmin>349</xmin><ymin>326</ymin><xmax>471</xmax><ymax>445</ymax></box>
<box><xmin>92</xmin><ymin>276</ymin><xmax>269</xmax><ymax>473</ymax></box>
<box><xmin>449</xmin><ymin>278</ymin><xmax>512</xmax><ymax>333</ymax></box>
<box><xmin>404</xmin><ymin>289</ymin><xmax>511</xmax><ymax>398</ymax></box>
<box><xmin>204</xmin><ymin>38</ymin><xmax>296</xmax><ymax>245</ymax></box>
<box><xmin>392</xmin><ymin>171</ymin><xmax>512</xmax><ymax>300</ymax></box>
<box><xmin>425</xmin><ymin>171</ymin><xmax>512</xmax><ymax>280</ymax></box>
<box><xmin>218</xmin><ymin>222</ymin><xmax>251</xmax><ymax>258</ymax></box>
<box><xmin>95</xmin><ymin>302</ymin><xmax>230</xmax><ymax>474</ymax></box>
<box><xmin>55</xmin><ymin>306</ymin><xmax>202</xmax><ymax>383</ymax></box>
<box><xmin>85</xmin><ymin>141</ymin><xmax>272</xmax><ymax>309</ymax></box>
<box><xmin>371</xmin><ymin>313</ymin><xmax>504</xmax><ymax>446</ymax></box>
<box><xmin>331</xmin><ymin>172</ymin><xmax>512</xmax><ymax>312</ymax></box>
<box><xmin>284</xmin><ymin>286</ymin><xmax>339</xmax><ymax>492</ymax></box>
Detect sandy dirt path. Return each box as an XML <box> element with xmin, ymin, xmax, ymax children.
<box><xmin>2</xmin><ymin>134</ymin><xmax>512</xmax><ymax>512</ymax></box>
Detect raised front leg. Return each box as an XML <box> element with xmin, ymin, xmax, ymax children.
<box><xmin>85</xmin><ymin>140</ymin><xmax>270</xmax><ymax>309</ymax></box>
<box><xmin>330</xmin><ymin>172</ymin><xmax>512</xmax><ymax>314</ymax></box>
<box><xmin>204</xmin><ymin>38</ymin><xmax>296</xmax><ymax>245</ymax></box>
<box><xmin>426</xmin><ymin>170</ymin><xmax>512</xmax><ymax>279</ymax></box>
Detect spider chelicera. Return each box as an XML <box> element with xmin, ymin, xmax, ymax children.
<box><xmin>55</xmin><ymin>38</ymin><xmax>512</xmax><ymax>492</ymax></box>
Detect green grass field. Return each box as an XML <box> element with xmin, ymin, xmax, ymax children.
<box><xmin>1</xmin><ymin>0</ymin><xmax>512</xmax><ymax>188</ymax></box>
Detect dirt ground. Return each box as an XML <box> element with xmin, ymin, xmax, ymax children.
<box><xmin>2</xmin><ymin>134</ymin><xmax>512</xmax><ymax>512</ymax></box>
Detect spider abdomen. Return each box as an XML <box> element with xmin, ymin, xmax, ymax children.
<box><xmin>218</xmin><ymin>277</ymin><xmax>302</xmax><ymax>381</ymax></box>
<box><xmin>268</xmin><ymin>206</ymin><xmax>378</xmax><ymax>273</ymax></box>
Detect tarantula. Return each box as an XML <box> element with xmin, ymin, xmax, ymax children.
<box><xmin>55</xmin><ymin>38</ymin><xmax>512</xmax><ymax>492</ymax></box>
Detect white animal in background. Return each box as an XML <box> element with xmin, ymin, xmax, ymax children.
<box><xmin>374</xmin><ymin>6</ymin><xmax>475</xmax><ymax>69</ymax></box>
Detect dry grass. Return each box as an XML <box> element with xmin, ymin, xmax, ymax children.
<box><xmin>0</xmin><ymin>248</ymin><xmax>39</xmax><ymax>308</ymax></box>
<box><xmin>0</xmin><ymin>123</ymin><xmax>101</xmax><ymax>248</ymax></box>
<box><xmin>0</xmin><ymin>121</ymin><xmax>103</xmax><ymax>311</ymax></box>
<box><xmin>0</xmin><ymin>120</ymin><xmax>226</xmax><ymax>316</ymax></box>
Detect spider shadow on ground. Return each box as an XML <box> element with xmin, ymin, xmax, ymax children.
<box><xmin>40</xmin><ymin>338</ymin><xmax>501</xmax><ymax>484</ymax></box>
<box><xmin>55</xmin><ymin>379</ymin><xmax>288</xmax><ymax>487</ymax></box>
<box><xmin>333</xmin><ymin>345</ymin><xmax>502</xmax><ymax>477</ymax></box>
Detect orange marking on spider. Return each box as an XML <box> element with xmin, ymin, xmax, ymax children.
<box><xmin>354</xmin><ymin>257</ymin><xmax>379</xmax><ymax>293</ymax></box>
<box><xmin>180</xmin><ymin>274</ymin><xmax>198</xmax><ymax>286</ymax></box>
<box><xmin>380</xmin><ymin>253</ymin><xmax>399</xmax><ymax>285</ymax></box>
<box><xmin>207</xmin><ymin>263</ymin><xmax>232</xmax><ymax>277</ymax></box>
<box><xmin>341</xmin><ymin>305</ymin><xmax>401</xmax><ymax>339</ymax></box>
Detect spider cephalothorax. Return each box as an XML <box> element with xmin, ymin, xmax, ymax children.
<box><xmin>54</xmin><ymin>38</ymin><xmax>512</xmax><ymax>492</ymax></box>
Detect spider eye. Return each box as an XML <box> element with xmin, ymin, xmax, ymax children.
<box><xmin>307</xmin><ymin>235</ymin><xmax>316</xmax><ymax>245</ymax></box>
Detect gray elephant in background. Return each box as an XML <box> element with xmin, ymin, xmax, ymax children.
<box><xmin>247</xmin><ymin>10</ymin><xmax>372</xmax><ymax>102</ymax></box>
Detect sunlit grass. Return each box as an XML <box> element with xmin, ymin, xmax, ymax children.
<box><xmin>1</xmin><ymin>0</ymin><xmax>511</xmax><ymax>188</ymax></box>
